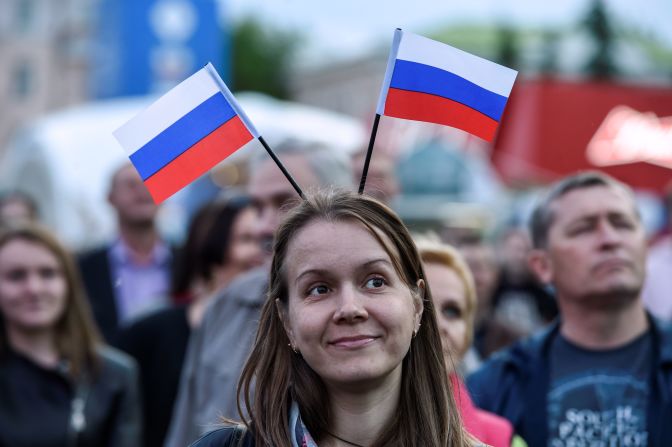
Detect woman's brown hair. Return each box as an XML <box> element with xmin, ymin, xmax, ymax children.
<box><xmin>0</xmin><ymin>223</ymin><xmax>102</xmax><ymax>378</ymax></box>
<box><xmin>237</xmin><ymin>189</ymin><xmax>473</xmax><ymax>446</ymax></box>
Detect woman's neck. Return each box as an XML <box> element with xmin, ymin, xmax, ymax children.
<box><xmin>187</xmin><ymin>289</ymin><xmax>218</xmax><ymax>328</ymax></box>
<box><xmin>7</xmin><ymin>325</ymin><xmax>59</xmax><ymax>368</ymax></box>
<box><xmin>323</xmin><ymin>371</ymin><xmax>402</xmax><ymax>447</ymax></box>
<box><xmin>210</xmin><ymin>265</ymin><xmax>243</xmax><ymax>294</ymax></box>
<box><xmin>186</xmin><ymin>271</ymin><xmax>238</xmax><ymax>329</ymax></box>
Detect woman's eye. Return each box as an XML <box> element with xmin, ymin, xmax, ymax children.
<box><xmin>441</xmin><ymin>305</ymin><xmax>462</xmax><ymax>319</ymax></box>
<box><xmin>5</xmin><ymin>269</ymin><xmax>26</xmax><ymax>281</ymax></box>
<box><xmin>364</xmin><ymin>277</ymin><xmax>386</xmax><ymax>289</ymax></box>
<box><xmin>307</xmin><ymin>285</ymin><xmax>330</xmax><ymax>296</ymax></box>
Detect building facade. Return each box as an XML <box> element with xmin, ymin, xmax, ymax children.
<box><xmin>0</xmin><ymin>0</ymin><xmax>92</xmax><ymax>154</ymax></box>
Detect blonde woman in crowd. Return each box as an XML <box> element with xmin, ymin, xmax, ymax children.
<box><xmin>418</xmin><ymin>238</ymin><xmax>526</xmax><ymax>447</ymax></box>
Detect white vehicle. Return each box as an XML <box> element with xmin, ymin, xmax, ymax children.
<box><xmin>0</xmin><ymin>93</ymin><xmax>365</xmax><ymax>250</ymax></box>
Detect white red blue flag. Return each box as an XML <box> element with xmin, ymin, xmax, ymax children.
<box><xmin>376</xmin><ymin>29</ymin><xmax>518</xmax><ymax>142</ymax></box>
<box><xmin>113</xmin><ymin>63</ymin><xmax>259</xmax><ymax>203</ymax></box>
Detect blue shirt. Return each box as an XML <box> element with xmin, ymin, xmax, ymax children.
<box><xmin>108</xmin><ymin>238</ymin><xmax>171</xmax><ymax>324</ymax></box>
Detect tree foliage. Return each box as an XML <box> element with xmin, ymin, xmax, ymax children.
<box><xmin>583</xmin><ymin>0</ymin><xmax>617</xmax><ymax>78</ymax></box>
<box><xmin>230</xmin><ymin>18</ymin><xmax>301</xmax><ymax>99</ymax></box>
<box><xmin>496</xmin><ymin>26</ymin><xmax>518</xmax><ymax>70</ymax></box>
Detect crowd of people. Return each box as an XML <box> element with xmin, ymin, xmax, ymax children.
<box><xmin>0</xmin><ymin>140</ymin><xmax>671</xmax><ymax>447</ymax></box>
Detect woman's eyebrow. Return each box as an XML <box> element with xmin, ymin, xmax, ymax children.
<box><xmin>294</xmin><ymin>268</ymin><xmax>330</xmax><ymax>285</ymax></box>
<box><xmin>360</xmin><ymin>258</ymin><xmax>393</xmax><ymax>268</ymax></box>
<box><xmin>294</xmin><ymin>259</ymin><xmax>393</xmax><ymax>285</ymax></box>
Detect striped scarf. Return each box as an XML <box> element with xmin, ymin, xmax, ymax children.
<box><xmin>290</xmin><ymin>401</ymin><xmax>319</xmax><ymax>447</ymax></box>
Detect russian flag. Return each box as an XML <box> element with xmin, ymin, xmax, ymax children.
<box><xmin>376</xmin><ymin>29</ymin><xmax>518</xmax><ymax>142</ymax></box>
<box><xmin>113</xmin><ymin>63</ymin><xmax>259</xmax><ymax>203</ymax></box>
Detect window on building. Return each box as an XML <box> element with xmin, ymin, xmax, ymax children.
<box><xmin>15</xmin><ymin>0</ymin><xmax>35</xmax><ymax>33</ymax></box>
<box><xmin>12</xmin><ymin>62</ymin><xmax>32</xmax><ymax>99</ymax></box>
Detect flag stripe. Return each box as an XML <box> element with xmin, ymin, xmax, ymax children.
<box><xmin>390</xmin><ymin>59</ymin><xmax>507</xmax><ymax>121</ymax></box>
<box><xmin>130</xmin><ymin>92</ymin><xmax>237</xmax><ymax>180</ymax></box>
<box><xmin>376</xmin><ymin>28</ymin><xmax>404</xmax><ymax>115</ymax></box>
<box><xmin>384</xmin><ymin>87</ymin><xmax>499</xmax><ymax>141</ymax></box>
<box><xmin>205</xmin><ymin>64</ymin><xmax>260</xmax><ymax>138</ymax></box>
<box><xmin>113</xmin><ymin>67</ymin><xmax>222</xmax><ymax>156</ymax></box>
<box><xmin>396</xmin><ymin>31</ymin><xmax>518</xmax><ymax>97</ymax></box>
<box><xmin>144</xmin><ymin>116</ymin><xmax>253</xmax><ymax>203</ymax></box>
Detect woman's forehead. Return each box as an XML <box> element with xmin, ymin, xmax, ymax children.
<box><xmin>284</xmin><ymin>219</ymin><xmax>402</xmax><ymax>276</ymax></box>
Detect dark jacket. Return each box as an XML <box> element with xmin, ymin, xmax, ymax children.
<box><xmin>467</xmin><ymin>315</ymin><xmax>672</xmax><ymax>446</ymax></box>
<box><xmin>0</xmin><ymin>346</ymin><xmax>142</xmax><ymax>447</ymax></box>
<box><xmin>78</xmin><ymin>246</ymin><xmax>118</xmax><ymax>343</ymax></box>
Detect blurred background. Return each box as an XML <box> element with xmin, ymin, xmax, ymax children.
<box><xmin>0</xmin><ymin>0</ymin><xmax>671</xmax><ymax>249</ymax></box>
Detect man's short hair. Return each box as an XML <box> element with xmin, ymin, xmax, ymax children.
<box><xmin>249</xmin><ymin>139</ymin><xmax>352</xmax><ymax>189</ymax></box>
<box><xmin>529</xmin><ymin>171</ymin><xmax>637</xmax><ymax>249</ymax></box>
<box><xmin>0</xmin><ymin>190</ymin><xmax>39</xmax><ymax>221</ymax></box>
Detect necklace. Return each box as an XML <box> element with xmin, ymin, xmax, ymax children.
<box><xmin>324</xmin><ymin>429</ymin><xmax>366</xmax><ymax>447</ymax></box>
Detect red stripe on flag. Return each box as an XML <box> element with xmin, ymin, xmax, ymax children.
<box><xmin>145</xmin><ymin>116</ymin><xmax>253</xmax><ymax>203</ymax></box>
<box><xmin>385</xmin><ymin>88</ymin><xmax>499</xmax><ymax>141</ymax></box>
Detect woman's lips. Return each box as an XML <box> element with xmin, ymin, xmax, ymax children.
<box><xmin>329</xmin><ymin>335</ymin><xmax>378</xmax><ymax>349</ymax></box>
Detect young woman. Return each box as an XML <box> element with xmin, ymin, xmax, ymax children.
<box><xmin>118</xmin><ymin>194</ymin><xmax>262</xmax><ymax>447</ymax></box>
<box><xmin>191</xmin><ymin>190</ymin><xmax>476</xmax><ymax>447</ymax></box>
<box><xmin>0</xmin><ymin>223</ymin><xmax>141</xmax><ymax>447</ymax></box>
<box><xmin>418</xmin><ymin>240</ymin><xmax>526</xmax><ymax>447</ymax></box>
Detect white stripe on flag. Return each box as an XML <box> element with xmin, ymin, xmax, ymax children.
<box><xmin>113</xmin><ymin>66</ymin><xmax>221</xmax><ymax>157</ymax></box>
<box><xmin>375</xmin><ymin>28</ymin><xmax>403</xmax><ymax>115</ymax></box>
<box><xmin>205</xmin><ymin>63</ymin><xmax>260</xmax><ymax>138</ymax></box>
<box><xmin>396</xmin><ymin>31</ymin><xmax>518</xmax><ymax>98</ymax></box>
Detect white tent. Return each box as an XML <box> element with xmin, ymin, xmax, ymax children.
<box><xmin>0</xmin><ymin>93</ymin><xmax>365</xmax><ymax>249</ymax></box>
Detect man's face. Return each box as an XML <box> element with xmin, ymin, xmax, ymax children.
<box><xmin>108</xmin><ymin>164</ymin><xmax>158</xmax><ymax>227</ymax></box>
<box><xmin>248</xmin><ymin>155</ymin><xmax>319</xmax><ymax>260</ymax></box>
<box><xmin>529</xmin><ymin>185</ymin><xmax>647</xmax><ymax>307</ymax></box>
<box><xmin>460</xmin><ymin>243</ymin><xmax>499</xmax><ymax>312</ymax></box>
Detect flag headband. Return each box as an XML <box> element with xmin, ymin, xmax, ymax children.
<box><xmin>113</xmin><ymin>30</ymin><xmax>517</xmax><ymax>203</ymax></box>
<box><xmin>114</xmin><ymin>63</ymin><xmax>302</xmax><ymax>203</ymax></box>
<box><xmin>359</xmin><ymin>28</ymin><xmax>518</xmax><ymax>194</ymax></box>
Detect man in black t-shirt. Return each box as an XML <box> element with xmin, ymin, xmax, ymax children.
<box><xmin>468</xmin><ymin>171</ymin><xmax>672</xmax><ymax>446</ymax></box>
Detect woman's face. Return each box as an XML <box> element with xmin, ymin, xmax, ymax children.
<box><xmin>282</xmin><ymin>219</ymin><xmax>423</xmax><ymax>389</ymax></box>
<box><xmin>0</xmin><ymin>239</ymin><xmax>67</xmax><ymax>333</ymax></box>
<box><xmin>424</xmin><ymin>262</ymin><xmax>468</xmax><ymax>366</ymax></box>
<box><xmin>227</xmin><ymin>207</ymin><xmax>263</xmax><ymax>271</ymax></box>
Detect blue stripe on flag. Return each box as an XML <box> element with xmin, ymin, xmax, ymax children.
<box><xmin>130</xmin><ymin>92</ymin><xmax>237</xmax><ymax>180</ymax></box>
<box><xmin>390</xmin><ymin>59</ymin><xmax>508</xmax><ymax>121</ymax></box>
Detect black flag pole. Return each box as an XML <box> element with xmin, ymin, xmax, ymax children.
<box><xmin>258</xmin><ymin>136</ymin><xmax>304</xmax><ymax>198</ymax></box>
<box><xmin>358</xmin><ymin>113</ymin><xmax>381</xmax><ymax>194</ymax></box>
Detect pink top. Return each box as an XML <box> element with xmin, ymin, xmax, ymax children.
<box><xmin>452</xmin><ymin>374</ymin><xmax>514</xmax><ymax>447</ymax></box>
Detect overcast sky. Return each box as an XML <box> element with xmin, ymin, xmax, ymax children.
<box><xmin>223</xmin><ymin>0</ymin><xmax>672</xmax><ymax>66</ymax></box>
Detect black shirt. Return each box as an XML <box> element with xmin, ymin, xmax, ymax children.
<box><xmin>118</xmin><ymin>305</ymin><xmax>191</xmax><ymax>447</ymax></box>
<box><xmin>548</xmin><ymin>331</ymin><xmax>651</xmax><ymax>446</ymax></box>
<box><xmin>0</xmin><ymin>350</ymin><xmax>73</xmax><ymax>447</ymax></box>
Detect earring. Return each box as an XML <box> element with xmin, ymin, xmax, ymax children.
<box><xmin>413</xmin><ymin>323</ymin><xmax>421</xmax><ymax>338</ymax></box>
<box><xmin>288</xmin><ymin>343</ymin><xmax>298</xmax><ymax>354</ymax></box>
